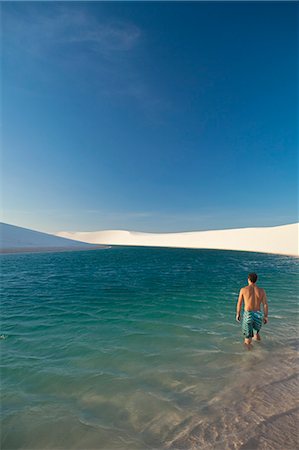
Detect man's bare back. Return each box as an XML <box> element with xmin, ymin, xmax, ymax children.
<box><xmin>241</xmin><ymin>284</ymin><xmax>267</xmax><ymax>312</ymax></box>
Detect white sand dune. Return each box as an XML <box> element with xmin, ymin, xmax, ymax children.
<box><xmin>0</xmin><ymin>222</ymin><xmax>99</xmax><ymax>250</ymax></box>
<box><xmin>56</xmin><ymin>223</ymin><xmax>299</xmax><ymax>256</ymax></box>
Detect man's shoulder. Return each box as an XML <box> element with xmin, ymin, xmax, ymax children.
<box><xmin>243</xmin><ymin>285</ymin><xmax>264</xmax><ymax>291</ymax></box>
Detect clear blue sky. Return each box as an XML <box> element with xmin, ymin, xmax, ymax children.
<box><xmin>2</xmin><ymin>2</ymin><xmax>298</xmax><ymax>233</ymax></box>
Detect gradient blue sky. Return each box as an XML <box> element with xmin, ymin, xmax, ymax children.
<box><xmin>2</xmin><ymin>1</ymin><xmax>298</xmax><ymax>233</ymax></box>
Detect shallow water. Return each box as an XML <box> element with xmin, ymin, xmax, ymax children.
<box><xmin>1</xmin><ymin>247</ymin><xmax>298</xmax><ymax>449</ymax></box>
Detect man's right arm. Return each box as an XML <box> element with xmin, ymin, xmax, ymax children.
<box><xmin>236</xmin><ymin>288</ymin><xmax>244</xmax><ymax>322</ymax></box>
<box><xmin>262</xmin><ymin>289</ymin><xmax>268</xmax><ymax>324</ymax></box>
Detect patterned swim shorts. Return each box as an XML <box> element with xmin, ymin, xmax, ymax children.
<box><xmin>242</xmin><ymin>310</ymin><xmax>263</xmax><ymax>338</ymax></box>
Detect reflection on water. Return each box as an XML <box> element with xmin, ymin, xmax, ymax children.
<box><xmin>1</xmin><ymin>247</ymin><xmax>298</xmax><ymax>449</ymax></box>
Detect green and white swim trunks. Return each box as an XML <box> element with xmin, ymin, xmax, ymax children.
<box><xmin>242</xmin><ymin>310</ymin><xmax>263</xmax><ymax>338</ymax></box>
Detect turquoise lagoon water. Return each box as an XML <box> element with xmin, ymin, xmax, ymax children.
<box><xmin>1</xmin><ymin>247</ymin><xmax>298</xmax><ymax>449</ymax></box>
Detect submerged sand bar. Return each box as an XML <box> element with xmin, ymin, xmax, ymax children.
<box><xmin>57</xmin><ymin>223</ymin><xmax>299</xmax><ymax>257</ymax></box>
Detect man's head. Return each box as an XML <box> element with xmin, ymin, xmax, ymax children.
<box><xmin>248</xmin><ymin>272</ymin><xmax>258</xmax><ymax>284</ymax></box>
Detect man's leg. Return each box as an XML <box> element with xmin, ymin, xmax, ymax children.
<box><xmin>242</xmin><ymin>311</ymin><xmax>253</xmax><ymax>348</ymax></box>
<box><xmin>253</xmin><ymin>312</ymin><xmax>263</xmax><ymax>341</ymax></box>
<box><xmin>244</xmin><ymin>337</ymin><xmax>253</xmax><ymax>349</ymax></box>
<box><xmin>253</xmin><ymin>332</ymin><xmax>261</xmax><ymax>341</ymax></box>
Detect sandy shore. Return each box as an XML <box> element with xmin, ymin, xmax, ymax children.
<box><xmin>163</xmin><ymin>340</ymin><xmax>299</xmax><ymax>450</ymax></box>
<box><xmin>56</xmin><ymin>223</ymin><xmax>299</xmax><ymax>257</ymax></box>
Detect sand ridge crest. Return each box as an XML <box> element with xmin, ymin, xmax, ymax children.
<box><xmin>56</xmin><ymin>223</ymin><xmax>299</xmax><ymax>256</ymax></box>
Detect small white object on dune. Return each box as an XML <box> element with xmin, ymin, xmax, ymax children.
<box><xmin>56</xmin><ymin>223</ymin><xmax>299</xmax><ymax>256</ymax></box>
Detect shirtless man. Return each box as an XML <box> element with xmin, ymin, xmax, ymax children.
<box><xmin>236</xmin><ymin>272</ymin><xmax>268</xmax><ymax>347</ymax></box>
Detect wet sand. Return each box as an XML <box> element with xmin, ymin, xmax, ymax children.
<box><xmin>164</xmin><ymin>341</ymin><xmax>298</xmax><ymax>450</ymax></box>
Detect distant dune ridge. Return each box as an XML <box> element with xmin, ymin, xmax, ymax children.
<box><xmin>1</xmin><ymin>222</ymin><xmax>297</xmax><ymax>256</ymax></box>
<box><xmin>0</xmin><ymin>223</ymin><xmax>106</xmax><ymax>253</ymax></box>
<box><xmin>57</xmin><ymin>223</ymin><xmax>299</xmax><ymax>256</ymax></box>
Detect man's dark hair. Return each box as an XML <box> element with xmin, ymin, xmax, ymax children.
<box><xmin>248</xmin><ymin>273</ymin><xmax>258</xmax><ymax>283</ymax></box>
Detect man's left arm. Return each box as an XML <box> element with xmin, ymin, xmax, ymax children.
<box><xmin>236</xmin><ymin>289</ymin><xmax>243</xmax><ymax>322</ymax></box>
